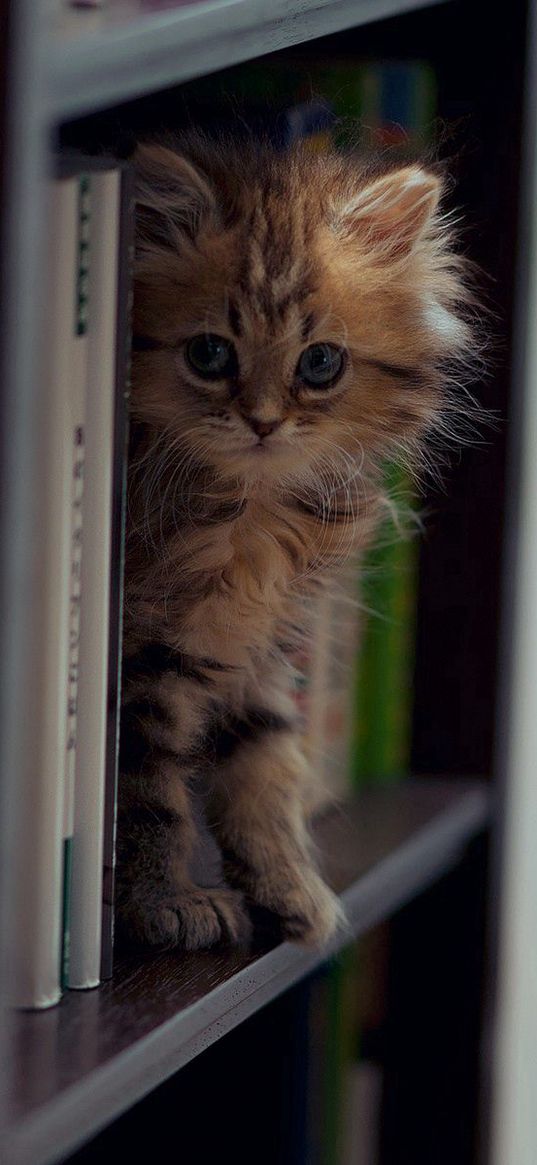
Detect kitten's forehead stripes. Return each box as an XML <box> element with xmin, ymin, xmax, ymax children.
<box><xmin>237</xmin><ymin>186</ymin><xmax>318</xmax><ymax>333</ymax></box>
<box><xmin>135</xmin><ymin>176</ymin><xmax>319</xmax><ymax>351</ymax></box>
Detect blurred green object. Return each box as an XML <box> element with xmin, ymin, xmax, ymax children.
<box><xmin>351</xmin><ymin>462</ymin><xmax>420</xmax><ymax>785</ymax></box>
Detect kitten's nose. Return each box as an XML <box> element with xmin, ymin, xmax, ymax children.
<box><xmin>248</xmin><ymin>417</ymin><xmax>282</xmax><ymax>438</ymax></box>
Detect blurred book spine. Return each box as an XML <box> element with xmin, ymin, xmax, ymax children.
<box><xmin>10</xmin><ymin>174</ymin><xmax>88</xmax><ymax>1008</ymax></box>
<box><xmin>12</xmin><ymin>156</ymin><xmax>132</xmax><ymax>1005</ymax></box>
<box><xmin>68</xmin><ymin>168</ymin><xmax>120</xmax><ymax>989</ymax></box>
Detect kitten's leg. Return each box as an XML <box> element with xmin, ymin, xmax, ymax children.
<box><xmin>116</xmin><ymin>651</ymin><xmax>251</xmax><ymax>950</ymax></box>
<box><xmin>207</xmin><ymin>712</ymin><xmax>344</xmax><ymax>947</ymax></box>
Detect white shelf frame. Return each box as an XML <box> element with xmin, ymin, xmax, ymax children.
<box><xmin>491</xmin><ymin>1</ymin><xmax>537</xmax><ymax>1162</ymax></box>
<box><xmin>48</xmin><ymin>0</ymin><xmax>447</xmax><ymax>120</ymax></box>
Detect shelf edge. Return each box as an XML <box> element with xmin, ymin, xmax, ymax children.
<box><xmin>48</xmin><ymin>0</ymin><xmax>448</xmax><ymax>121</ymax></box>
<box><xmin>5</xmin><ymin>781</ymin><xmax>489</xmax><ymax>1165</ymax></box>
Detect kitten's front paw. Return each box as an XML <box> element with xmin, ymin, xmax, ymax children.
<box><xmin>273</xmin><ymin>870</ymin><xmax>346</xmax><ymax>947</ymax></box>
<box><xmin>234</xmin><ymin>861</ymin><xmax>345</xmax><ymax>947</ymax></box>
<box><xmin>119</xmin><ymin>885</ymin><xmax>252</xmax><ymax>951</ymax></box>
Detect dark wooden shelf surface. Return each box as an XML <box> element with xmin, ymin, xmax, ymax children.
<box><xmin>5</xmin><ymin>777</ymin><xmax>489</xmax><ymax>1165</ymax></box>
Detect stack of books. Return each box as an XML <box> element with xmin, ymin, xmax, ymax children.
<box><xmin>11</xmin><ymin>158</ymin><xmax>132</xmax><ymax>1009</ymax></box>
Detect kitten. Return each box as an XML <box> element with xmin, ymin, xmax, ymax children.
<box><xmin>117</xmin><ymin>134</ymin><xmax>473</xmax><ymax>950</ymax></box>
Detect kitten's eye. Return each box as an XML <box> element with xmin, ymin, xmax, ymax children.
<box><xmin>297</xmin><ymin>343</ymin><xmax>346</xmax><ymax>389</ymax></box>
<box><xmin>185</xmin><ymin>334</ymin><xmax>238</xmax><ymax>380</ymax></box>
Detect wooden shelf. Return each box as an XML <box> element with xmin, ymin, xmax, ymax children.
<box><xmin>5</xmin><ymin>777</ymin><xmax>489</xmax><ymax>1165</ymax></box>
<box><xmin>48</xmin><ymin>0</ymin><xmax>447</xmax><ymax>121</ymax></box>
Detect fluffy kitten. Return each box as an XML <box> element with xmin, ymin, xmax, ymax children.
<box><xmin>117</xmin><ymin>134</ymin><xmax>472</xmax><ymax>950</ymax></box>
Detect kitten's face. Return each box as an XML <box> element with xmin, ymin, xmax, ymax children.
<box><xmin>133</xmin><ymin>140</ymin><xmax>469</xmax><ymax>492</ymax></box>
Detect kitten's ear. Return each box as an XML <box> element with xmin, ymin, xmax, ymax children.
<box><xmin>134</xmin><ymin>142</ymin><xmax>217</xmax><ymax>249</ymax></box>
<box><xmin>335</xmin><ymin>166</ymin><xmax>441</xmax><ymax>260</ymax></box>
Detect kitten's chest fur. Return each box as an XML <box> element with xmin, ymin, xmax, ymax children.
<box><xmin>125</xmin><ymin>476</ymin><xmax>378</xmax><ymax>669</ymax></box>
<box><xmin>178</xmin><ymin>497</ymin><xmax>315</xmax><ymax>665</ymax></box>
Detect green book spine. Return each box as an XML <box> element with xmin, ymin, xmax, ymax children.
<box><xmin>351</xmin><ymin>464</ymin><xmax>419</xmax><ymax>784</ymax></box>
<box><xmin>351</xmin><ymin>61</ymin><xmax>437</xmax><ymax>789</ymax></box>
<box><xmin>322</xmin><ymin>946</ymin><xmax>361</xmax><ymax>1165</ymax></box>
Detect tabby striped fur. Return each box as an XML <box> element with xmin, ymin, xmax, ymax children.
<box><xmin>117</xmin><ymin>134</ymin><xmax>475</xmax><ymax>949</ymax></box>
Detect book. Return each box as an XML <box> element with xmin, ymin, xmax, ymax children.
<box><xmin>351</xmin><ymin>61</ymin><xmax>437</xmax><ymax>788</ymax></box>
<box><xmin>323</xmin><ymin>946</ymin><xmax>362</xmax><ymax>1165</ymax></box>
<box><xmin>61</xmin><ymin>170</ymin><xmax>91</xmax><ymax>989</ymax></box>
<box><xmin>67</xmin><ymin>166</ymin><xmax>120</xmax><ymax>989</ymax></box>
<box><xmin>351</xmin><ymin>468</ymin><xmax>419</xmax><ymax>785</ymax></box>
<box><xmin>61</xmin><ymin>158</ymin><xmax>132</xmax><ymax>988</ymax></box>
<box><xmin>101</xmin><ymin>163</ymin><xmax>133</xmax><ymax>980</ymax></box>
<box><xmin>10</xmin><ymin>174</ymin><xmax>87</xmax><ymax>1008</ymax></box>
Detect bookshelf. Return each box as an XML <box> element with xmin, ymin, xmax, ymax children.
<box><xmin>7</xmin><ymin>781</ymin><xmax>488</xmax><ymax>1165</ymax></box>
<box><xmin>0</xmin><ymin>0</ymin><xmax>533</xmax><ymax>1163</ymax></box>
<box><xmin>47</xmin><ymin>0</ymin><xmax>447</xmax><ymax>118</ymax></box>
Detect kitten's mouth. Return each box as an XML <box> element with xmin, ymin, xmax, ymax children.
<box><xmin>214</xmin><ymin>432</ymin><xmax>293</xmax><ymax>463</ymax></box>
<box><xmin>234</xmin><ymin>437</ymin><xmax>278</xmax><ymax>456</ymax></box>
<box><xmin>247</xmin><ymin>440</ymin><xmax>287</xmax><ymax>459</ymax></box>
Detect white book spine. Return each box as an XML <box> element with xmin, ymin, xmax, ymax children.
<box><xmin>68</xmin><ymin>170</ymin><xmax>120</xmax><ymax>989</ymax></box>
<box><xmin>61</xmin><ymin>174</ymin><xmax>91</xmax><ymax>987</ymax></box>
<box><xmin>10</xmin><ymin>178</ymin><xmax>80</xmax><ymax>1008</ymax></box>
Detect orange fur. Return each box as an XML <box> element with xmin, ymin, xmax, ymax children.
<box><xmin>117</xmin><ymin>134</ymin><xmax>476</xmax><ymax>950</ymax></box>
